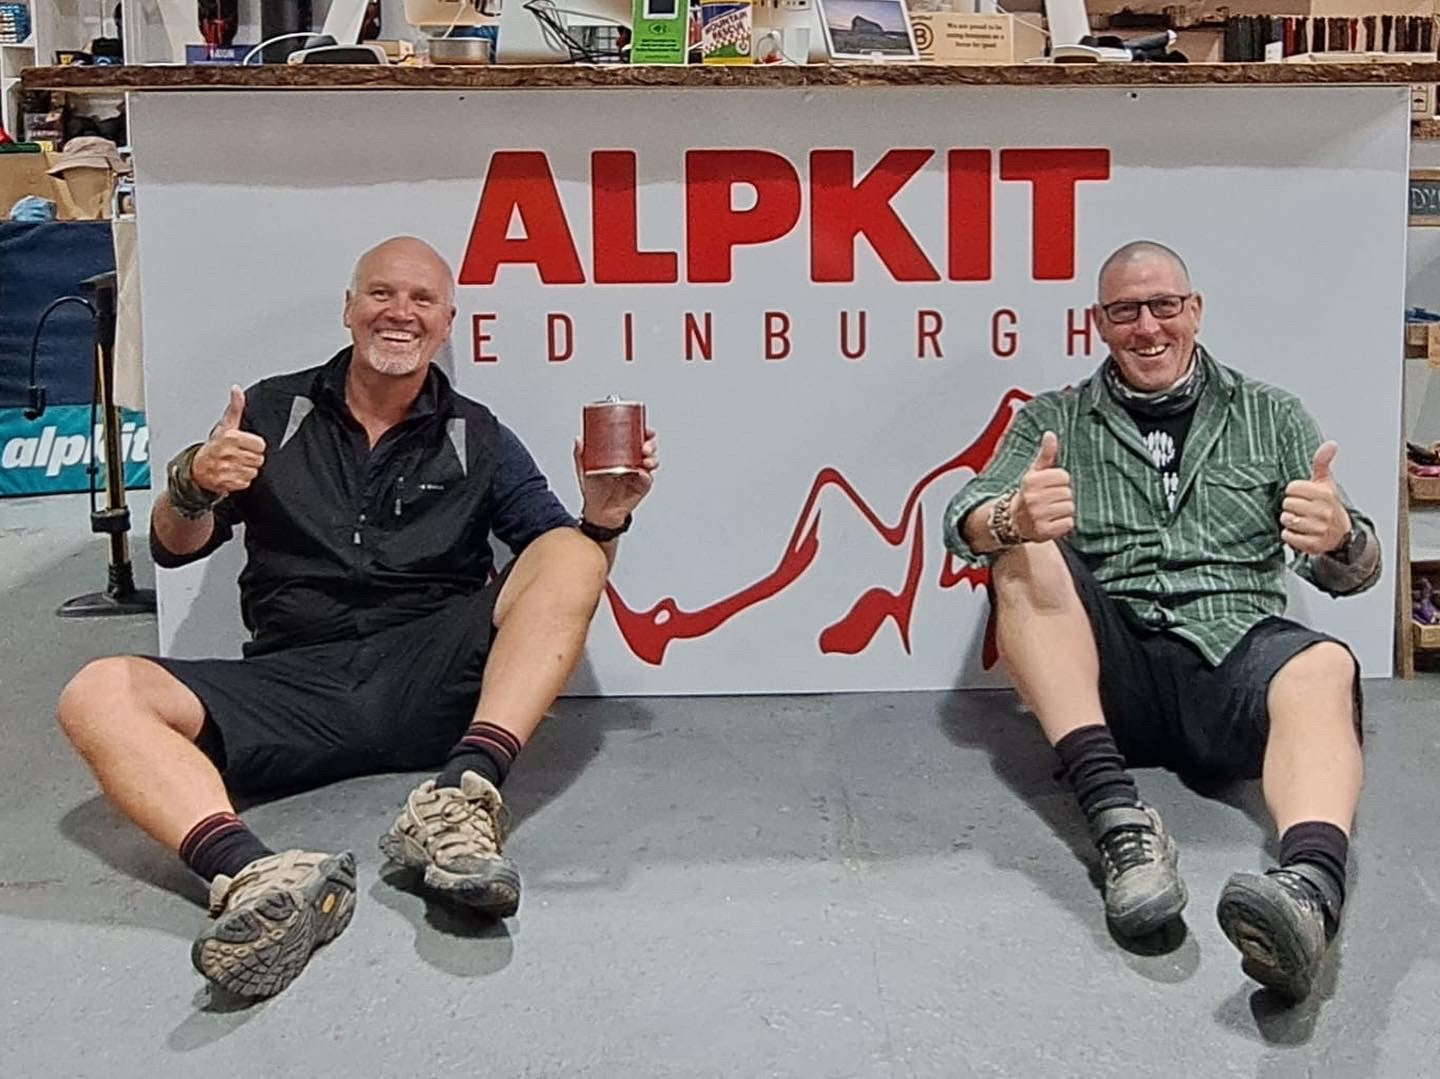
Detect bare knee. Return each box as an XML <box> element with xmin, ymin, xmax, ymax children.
<box><xmin>59</xmin><ymin>657</ymin><xmax>125</xmax><ymax>749</ymax></box>
<box><xmin>1270</xmin><ymin>641</ymin><xmax>1356</xmax><ymax>711</ymax></box>
<box><xmin>58</xmin><ymin>656</ymin><xmax>201</xmax><ymax>749</ymax></box>
<box><xmin>989</xmin><ymin>542</ymin><xmax>1079</xmax><ymax>616</ymax></box>
<box><xmin>502</xmin><ymin>527</ymin><xmax>609</xmax><ymax>621</ymax></box>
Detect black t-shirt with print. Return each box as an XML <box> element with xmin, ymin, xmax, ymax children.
<box><xmin>1124</xmin><ymin>403</ymin><xmax>1198</xmax><ymax>513</ymax></box>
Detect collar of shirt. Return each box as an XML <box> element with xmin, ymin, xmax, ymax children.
<box><xmin>311</xmin><ymin>347</ymin><xmax>453</xmax><ymax>424</ymax></box>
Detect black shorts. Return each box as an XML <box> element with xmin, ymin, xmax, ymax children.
<box><xmin>145</xmin><ymin>578</ymin><xmax>505</xmax><ymax>794</ymax></box>
<box><xmin>1060</xmin><ymin>545</ymin><xmax>1363</xmax><ymax>780</ymax></box>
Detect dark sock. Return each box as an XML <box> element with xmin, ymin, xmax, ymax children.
<box><xmin>179</xmin><ymin>812</ymin><xmax>275</xmax><ymax>884</ymax></box>
<box><xmin>437</xmin><ymin>721</ymin><xmax>523</xmax><ymax>790</ymax></box>
<box><xmin>1278</xmin><ymin>821</ymin><xmax>1349</xmax><ymax>910</ymax></box>
<box><xmin>1054</xmin><ymin>724</ymin><xmax>1142</xmax><ymax>823</ymax></box>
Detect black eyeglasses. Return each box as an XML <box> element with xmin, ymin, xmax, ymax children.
<box><xmin>1099</xmin><ymin>294</ymin><xmax>1193</xmax><ymax>324</ymax></box>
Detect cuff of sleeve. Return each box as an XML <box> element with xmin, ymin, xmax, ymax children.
<box><xmin>942</xmin><ymin>489</ymin><xmax>998</xmax><ymax>569</ymax></box>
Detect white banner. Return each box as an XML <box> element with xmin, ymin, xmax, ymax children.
<box><xmin>132</xmin><ymin>86</ymin><xmax>1409</xmax><ymax>692</ymax></box>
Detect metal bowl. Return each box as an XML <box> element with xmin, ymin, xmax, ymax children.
<box><xmin>427</xmin><ymin>35</ymin><xmax>494</xmax><ymax>65</ymax></box>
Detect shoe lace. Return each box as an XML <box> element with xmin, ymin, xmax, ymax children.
<box><xmin>417</xmin><ymin>787</ymin><xmax>503</xmax><ymax>860</ymax></box>
<box><xmin>215</xmin><ymin>851</ymin><xmax>322</xmax><ymax>913</ymax></box>
<box><xmin>1098</xmin><ymin>825</ymin><xmax>1158</xmax><ymax>878</ymax></box>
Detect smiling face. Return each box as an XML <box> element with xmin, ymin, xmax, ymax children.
<box><xmin>1092</xmin><ymin>251</ymin><xmax>1203</xmax><ymax>394</ymax></box>
<box><xmin>343</xmin><ymin>238</ymin><xmax>456</xmax><ymax>378</ymax></box>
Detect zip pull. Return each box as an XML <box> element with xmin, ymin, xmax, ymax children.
<box><xmin>394</xmin><ymin>497</ymin><xmax>402</xmax><ymax>517</ymax></box>
<box><xmin>353</xmin><ymin>511</ymin><xmax>367</xmax><ymax>546</ymax></box>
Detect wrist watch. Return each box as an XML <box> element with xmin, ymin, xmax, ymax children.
<box><xmin>578</xmin><ymin>513</ymin><xmax>632</xmax><ymax>543</ymax></box>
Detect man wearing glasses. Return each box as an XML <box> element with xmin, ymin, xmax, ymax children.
<box><xmin>943</xmin><ymin>240</ymin><xmax>1378</xmax><ymax>1004</ymax></box>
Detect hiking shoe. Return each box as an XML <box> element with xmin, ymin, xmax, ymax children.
<box><xmin>1091</xmin><ymin>804</ymin><xmax>1188</xmax><ymax>937</ymax></box>
<box><xmin>1217</xmin><ymin>863</ymin><xmax>1340</xmax><ymax>1003</ymax></box>
<box><xmin>191</xmin><ymin>849</ymin><xmax>356</xmax><ymax>999</ymax></box>
<box><xmin>379</xmin><ymin>770</ymin><xmax>521</xmax><ymax>917</ymax></box>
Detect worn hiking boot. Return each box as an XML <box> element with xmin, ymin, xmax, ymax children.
<box><xmin>191</xmin><ymin>849</ymin><xmax>356</xmax><ymax>999</ymax></box>
<box><xmin>1091</xmin><ymin>804</ymin><xmax>1188</xmax><ymax>937</ymax></box>
<box><xmin>379</xmin><ymin>770</ymin><xmax>521</xmax><ymax>917</ymax></box>
<box><xmin>1217</xmin><ymin>863</ymin><xmax>1340</xmax><ymax>1003</ymax></box>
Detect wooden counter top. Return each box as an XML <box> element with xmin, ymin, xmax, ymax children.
<box><xmin>22</xmin><ymin>60</ymin><xmax>1440</xmax><ymax>93</ymax></box>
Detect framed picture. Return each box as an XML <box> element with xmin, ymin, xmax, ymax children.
<box><xmin>816</xmin><ymin>0</ymin><xmax>919</xmax><ymax>61</ymax></box>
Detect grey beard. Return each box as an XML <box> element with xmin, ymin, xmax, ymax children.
<box><xmin>1104</xmin><ymin>348</ymin><xmax>1205</xmax><ymax>418</ymax></box>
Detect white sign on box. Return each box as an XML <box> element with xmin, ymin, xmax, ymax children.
<box><xmin>131</xmin><ymin>86</ymin><xmax>1408</xmax><ymax>693</ymax></box>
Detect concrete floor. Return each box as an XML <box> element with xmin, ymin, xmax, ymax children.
<box><xmin>2</xmin><ymin>493</ymin><xmax>1438</xmax><ymax>1078</ymax></box>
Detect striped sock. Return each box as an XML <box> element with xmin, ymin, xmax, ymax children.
<box><xmin>437</xmin><ymin>721</ymin><xmax>523</xmax><ymax>790</ymax></box>
<box><xmin>179</xmin><ymin>812</ymin><xmax>275</xmax><ymax>883</ymax></box>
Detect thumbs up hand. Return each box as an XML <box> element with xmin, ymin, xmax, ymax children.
<box><xmin>1280</xmin><ymin>440</ymin><xmax>1351</xmax><ymax>555</ymax></box>
<box><xmin>1010</xmin><ymin>430</ymin><xmax>1076</xmax><ymax>543</ymax></box>
<box><xmin>190</xmin><ymin>386</ymin><xmax>267</xmax><ymax>496</ymax></box>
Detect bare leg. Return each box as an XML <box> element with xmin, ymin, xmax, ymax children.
<box><xmin>57</xmin><ymin>656</ymin><xmax>231</xmax><ymax>850</ymax></box>
<box><xmin>477</xmin><ymin>527</ymin><xmax>610</xmax><ymax>743</ymax></box>
<box><xmin>1263</xmin><ymin>642</ymin><xmax>1362</xmax><ymax>836</ymax></box>
<box><xmin>380</xmin><ymin>528</ymin><xmax>609</xmax><ymax>917</ymax></box>
<box><xmin>989</xmin><ymin>542</ymin><xmax>1185</xmax><ymax>936</ymax></box>
<box><xmin>990</xmin><ymin>542</ymin><xmax>1108</xmax><ymax>746</ymax></box>
<box><xmin>1217</xmin><ymin>643</ymin><xmax>1360</xmax><ymax>1003</ymax></box>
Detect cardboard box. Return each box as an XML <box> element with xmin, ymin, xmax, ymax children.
<box><xmin>0</xmin><ymin>151</ymin><xmax>116</xmax><ymax>220</ymax></box>
<box><xmin>1172</xmin><ymin>27</ymin><xmax>1224</xmax><ymax>62</ymax></box>
<box><xmin>910</xmin><ymin>12</ymin><xmax>1047</xmax><ymax>65</ymax></box>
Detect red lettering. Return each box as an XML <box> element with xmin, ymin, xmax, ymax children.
<box><xmin>948</xmin><ymin>150</ymin><xmax>992</xmax><ymax>282</ymax></box>
<box><xmin>592</xmin><ymin>150</ymin><xmax>678</xmax><ymax>285</ymax></box>
<box><xmin>840</xmin><ymin>310</ymin><xmax>868</xmax><ymax>361</ymax></box>
<box><xmin>623</xmin><ymin>312</ymin><xmax>634</xmax><ymax>362</ymax></box>
<box><xmin>998</xmin><ymin>149</ymin><xmax>1110</xmax><ymax>281</ymax></box>
<box><xmin>685</xmin><ymin>312</ymin><xmax>713</xmax><ymax>361</ymax></box>
<box><xmin>810</xmin><ymin>149</ymin><xmax>938</xmax><ymax>283</ymax></box>
<box><xmin>1067</xmin><ymin>306</ymin><xmax>1096</xmax><ymax>357</ymax></box>
<box><xmin>765</xmin><ymin>311</ymin><xmax>791</xmax><ymax>361</ymax></box>
<box><xmin>992</xmin><ymin>309</ymin><xmax>1018</xmax><ymax>358</ymax></box>
<box><xmin>547</xmin><ymin>313</ymin><xmax>573</xmax><ymax>363</ymax></box>
<box><xmin>472</xmin><ymin>313</ymin><xmax>499</xmax><ymax>363</ymax></box>
<box><xmin>460</xmin><ymin>152</ymin><xmax>584</xmax><ymax>285</ymax></box>
<box><xmin>917</xmin><ymin>310</ymin><xmax>944</xmax><ymax>359</ymax></box>
<box><xmin>685</xmin><ymin>150</ymin><xmax>802</xmax><ymax>283</ymax></box>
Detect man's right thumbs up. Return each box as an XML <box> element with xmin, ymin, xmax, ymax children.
<box><xmin>1012</xmin><ymin>429</ymin><xmax>1075</xmax><ymax>543</ymax></box>
<box><xmin>189</xmin><ymin>385</ymin><xmax>268</xmax><ymax>497</ymax></box>
<box><xmin>217</xmin><ymin>385</ymin><xmax>246</xmax><ymax>433</ymax></box>
<box><xmin>1031</xmin><ymin>430</ymin><xmax>1060</xmax><ymax>473</ymax></box>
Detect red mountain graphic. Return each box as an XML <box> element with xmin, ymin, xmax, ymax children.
<box><xmin>607</xmin><ymin>388</ymin><xmax>1032</xmax><ymax>666</ymax></box>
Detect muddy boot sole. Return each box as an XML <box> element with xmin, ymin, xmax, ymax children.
<box><xmin>192</xmin><ymin>851</ymin><xmax>357</xmax><ymax>998</ymax></box>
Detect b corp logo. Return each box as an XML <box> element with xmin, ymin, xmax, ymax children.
<box><xmin>913</xmin><ymin>22</ymin><xmax>932</xmax><ymax>50</ymax></box>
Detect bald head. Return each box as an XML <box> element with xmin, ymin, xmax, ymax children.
<box><xmin>350</xmin><ymin>236</ymin><xmax>455</xmax><ymax>307</ymax></box>
<box><xmin>344</xmin><ymin>235</ymin><xmax>458</xmax><ymax>379</ymax></box>
<box><xmin>1097</xmin><ymin>241</ymin><xmax>1190</xmax><ymax>303</ymax></box>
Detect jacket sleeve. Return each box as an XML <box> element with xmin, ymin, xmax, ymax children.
<box><xmin>942</xmin><ymin>401</ymin><xmax>1051</xmax><ymax>569</ymax></box>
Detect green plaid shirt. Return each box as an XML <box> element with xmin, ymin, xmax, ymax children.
<box><xmin>942</xmin><ymin>348</ymin><xmax>1380</xmax><ymax>665</ymax></box>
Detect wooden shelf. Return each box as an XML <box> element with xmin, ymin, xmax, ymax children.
<box><xmin>22</xmin><ymin>59</ymin><xmax>1440</xmax><ymax>93</ymax></box>
<box><xmin>1414</xmin><ymin>618</ymin><xmax>1440</xmax><ymax>650</ymax></box>
<box><xmin>1409</xmin><ymin>473</ymin><xmax>1440</xmax><ymax>500</ymax></box>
